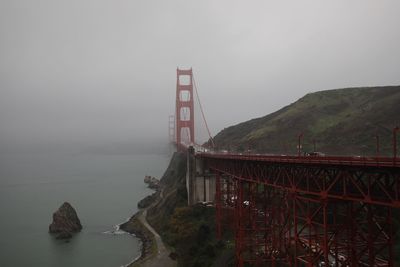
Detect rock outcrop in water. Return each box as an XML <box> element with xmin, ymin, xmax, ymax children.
<box><xmin>49</xmin><ymin>202</ymin><xmax>82</xmax><ymax>239</ymax></box>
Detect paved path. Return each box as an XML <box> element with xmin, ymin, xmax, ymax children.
<box><xmin>137</xmin><ymin>209</ymin><xmax>175</xmax><ymax>267</ymax></box>
<box><xmin>136</xmin><ymin>189</ymin><xmax>176</xmax><ymax>267</ymax></box>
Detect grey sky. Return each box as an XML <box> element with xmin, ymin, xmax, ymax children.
<box><xmin>1</xmin><ymin>0</ymin><xmax>399</xmax><ymax>150</ymax></box>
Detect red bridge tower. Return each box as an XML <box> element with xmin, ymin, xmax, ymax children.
<box><xmin>176</xmin><ymin>68</ymin><xmax>194</xmax><ymax>150</ymax></box>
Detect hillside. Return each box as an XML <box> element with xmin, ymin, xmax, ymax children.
<box><xmin>212</xmin><ymin>86</ymin><xmax>400</xmax><ymax>156</ymax></box>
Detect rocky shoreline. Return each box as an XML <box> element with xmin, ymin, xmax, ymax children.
<box><xmin>119</xmin><ymin>175</ymin><xmax>161</xmax><ymax>266</ymax></box>
<box><xmin>119</xmin><ymin>212</ymin><xmax>154</xmax><ymax>264</ymax></box>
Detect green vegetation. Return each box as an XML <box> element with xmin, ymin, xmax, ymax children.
<box><xmin>164</xmin><ymin>205</ymin><xmax>228</xmax><ymax>267</ymax></box>
<box><xmin>146</xmin><ymin>153</ymin><xmax>234</xmax><ymax>267</ymax></box>
<box><xmin>213</xmin><ymin>86</ymin><xmax>400</xmax><ymax>156</ymax></box>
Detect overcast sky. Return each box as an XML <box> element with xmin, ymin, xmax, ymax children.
<box><xmin>1</xmin><ymin>0</ymin><xmax>399</xmax><ymax>151</ymax></box>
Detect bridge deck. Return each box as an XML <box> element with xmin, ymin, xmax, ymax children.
<box><xmin>198</xmin><ymin>152</ymin><xmax>399</xmax><ymax>168</ymax></box>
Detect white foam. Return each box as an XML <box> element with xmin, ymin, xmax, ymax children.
<box><xmin>104</xmin><ymin>217</ymin><xmax>143</xmax><ymax>267</ymax></box>
<box><xmin>102</xmin><ymin>221</ymin><xmax>130</xmax><ymax>235</ymax></box>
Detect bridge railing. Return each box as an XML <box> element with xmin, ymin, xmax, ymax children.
<box><xmin>197</xmin><ymin>152</ymin><xmax>399</xmax><ymax>167</ymax></box>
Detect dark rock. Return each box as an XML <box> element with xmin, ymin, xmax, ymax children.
<box><xmin>49</xmin><ymin>202</ymin><xmax>82</xmax><ymax>237</ymax></box>
<box><xmin>144</xmin><ymin>175</ymin><xmax>160</xmax><ymax>190</ymax></box>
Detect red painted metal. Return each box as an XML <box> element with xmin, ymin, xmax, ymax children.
<box><xmin>176</xmin><ymin>68</ymin><xmax>194</xmax><ymax>150</ymax></box>
<box><xmin>205</xmin><ymin>152</ymin><xmax>400</xmax><ymax>266</ymax></box>
<box><xmin>215</xmin><ymin>173</ymin><xmax>236</xmax><ymax>239</ymax></box>
<box><xmin>201</xmin><ymin>152</ymin><xmax>399</xmax><ymax>168</ymax></box>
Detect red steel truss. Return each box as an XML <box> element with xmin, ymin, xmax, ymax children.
<box><xmin>206</xmin><ymin>153</ymin><xmax>400</xmax><ymax>266</ymax></box>
<box><xmin>215</xmin><ymin>172</ymin><xmax>237</xmax><ymax>240</ymax></box>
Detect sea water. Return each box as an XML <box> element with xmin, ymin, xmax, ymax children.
<box><xmin>0</xmin><ymin>149</ymin><xmax>170</xmax><ymax>267</ymax></box>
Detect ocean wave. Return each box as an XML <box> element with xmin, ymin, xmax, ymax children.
<box><xmin>102</xmin><ymin>218</ymin><xmax>131</xmax><ymax>235</ymax></box>
<box><xmin>104</xmin><ymin>218</ymin><xmax>143</xmax><ymax>267</ymax></box>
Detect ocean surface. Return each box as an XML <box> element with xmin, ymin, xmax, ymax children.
<box><xmin>0</xmin><ymin>149</ymin><xmax>170</xmax><ymax>267</ymax></box>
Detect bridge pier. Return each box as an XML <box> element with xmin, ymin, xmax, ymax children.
<box><xmin>186</xmin><ymin>147</ymin><xmax>216</xmax><ymax>205</ymax></box>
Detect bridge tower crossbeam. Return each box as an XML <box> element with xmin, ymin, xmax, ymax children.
<box><xmin>175</xmin><ymin>68</ymin><xmax>194</xmax><ymax>150</ymax></box>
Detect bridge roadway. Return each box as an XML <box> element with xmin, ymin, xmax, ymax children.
<box><xmin>187</xmin><ymin>148</ymin><xmax>400</xmax><ymax>266</ymax></box>
<box><xmin>197</xmin><ymin>151</ymin><xmax>399</xmax><ymax>168</ymax></box>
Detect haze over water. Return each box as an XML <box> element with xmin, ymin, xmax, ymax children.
<box><xmin>0</xmin><ymin>145</ymin><xmax>170</xmax><ymax>267</ymax></box>
<box><xmin>1</xmin><ymin>1</ymin><xmax>399</xmax><ymax>266</ymax></box>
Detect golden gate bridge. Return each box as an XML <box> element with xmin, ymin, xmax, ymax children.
<box><xmin>170</xmin><ymin>68</ymin><xmax>399</xmax><ymax>267</ymax></box>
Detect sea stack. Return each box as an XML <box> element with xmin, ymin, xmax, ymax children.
<box><xmin>49</xmin><ymin>202</ymin><xmax>82</xmax><ymax>239</ymax></box>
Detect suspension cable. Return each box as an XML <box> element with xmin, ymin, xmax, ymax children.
<box><xmin>193</xmin><ymin>75</ymin><xmax>215</xmax><ymax>148</ymax></box>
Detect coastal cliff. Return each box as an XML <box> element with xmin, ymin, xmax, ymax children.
<box><xmin>122</xmin><ymin>152</ymin><xmax>233</xmax><ymax>267</ymax></box>
<box><xmin>145</xmin><ymin>152</ymin><xmax>234</xmax><ymax>267</ymax></box>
